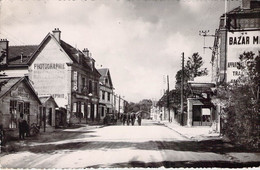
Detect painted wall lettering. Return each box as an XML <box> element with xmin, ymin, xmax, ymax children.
<box><xmin>227</xmin><ymin>31</ymin><xmax>260</xmax><ymax>83</ymax></box>
<box><xmin>34</xmin><ymin>63</ymin><xmax>65</xmax><ymax>69</ymax></box>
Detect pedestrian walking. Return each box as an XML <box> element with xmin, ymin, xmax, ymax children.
<box><xmin>122</xmin><ymin>113</ymin><xmax>127</xmax><ymax>125</ymax></box>
<box><xmin>137</xmin><ymin>114</ymin><xmax>142</xmax><ymax>126</ymax></box>
<box><xmin>131</xmin><ymin>112</ymin><xmax>136</xmax><ymax>126</ymax></box>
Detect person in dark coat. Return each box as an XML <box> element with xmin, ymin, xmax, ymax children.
<box><xmin>130</xmin><ymin>113</ymin><xmax>136</xmax><ymax>126</ymax></box>
<box><xmin>122</xmin><ymin>113</ymin><xmax>127</xmax><ymax>125</ymax></box>
<box><xmin>19</xmin><ymin>118</ymin><xmax>28</xmax><ymax>139</ymax></box>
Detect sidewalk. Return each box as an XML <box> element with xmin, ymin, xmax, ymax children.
<box><xmin>0</xmin><ymin>123</ymin><xmax>103</xmax><ymax>155</ymax></box>
<box><xmin>159</xmin><ymin>120</ymin><xmax>221</xmax><ymax>141</ymax></box>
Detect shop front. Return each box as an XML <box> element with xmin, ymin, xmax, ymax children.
<box><xmin>0</xmin><ymin>77</ymin><xmax>41</xmax><ymax>140</ymax></box>
<box><xmin>187</xmin><ymin>82</ymin><xmax>216</xmax><ymax>127</ymax></box>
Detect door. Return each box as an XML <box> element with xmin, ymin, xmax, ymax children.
<box><xmin>18</xmin><ymin>102</ymin><xmax>24</xmax><ymax>119</ymax></box>
<box><xmin>49</xmin><ymin>108</ymin><xmax>52</xmax><ymax>126</ymax></box>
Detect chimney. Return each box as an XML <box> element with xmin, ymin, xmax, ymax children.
<box><xmin>0</xmin><ymin>39</ymin><xmax>9</xmax><ymax>65</ymax></box>
<box><xmin>82</xmin><ymin>48</ymin><xmax>95</xmax><ymax>70</ymax></box>
<box><xmin>82</xmin><ymin>48</ymin><xmax>90</xmax><ymax>57</ymax></box>
<box><xmin>52</xmin><ymin>28</ymin><xmax>61</xmax><ymax>42</ymax></box>
<box><xmin>242</xmin><ymin>0</ymin><xmax>251</xmax><ymax>9</ymax></box>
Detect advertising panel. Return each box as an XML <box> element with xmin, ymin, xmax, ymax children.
<box><xmin>227</xmin><ymin>30</ymin><xmax>260</xmax><ymax>83</ymax></box>
<box><xmin>32</xmin><ymin>62</ymin><xmax>68</xmax><ymax>107</ymax></box>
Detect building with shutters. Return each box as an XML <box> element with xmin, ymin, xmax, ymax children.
<box><xmin>1</xmin><ymin>28</ymin><xmax>101</xmax><ymax>124</ymax></box>
<box><xmin>98</xmin><ymin>68</ymin><xmax>114</xmax><ymax>120</ymax></box>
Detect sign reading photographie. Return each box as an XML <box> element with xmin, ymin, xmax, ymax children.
<box><xmin>227</xmin><ymin>31</ymin><xmax>260</xmax><ymax>83</ymax></box>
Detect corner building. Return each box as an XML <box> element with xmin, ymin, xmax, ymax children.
<box><xmin>3</xmin><ymin>28</ymin><xmax>101</xmax><ymax>124</ymax></box>
<box><xmin>211</xmin><ymin>0</ymin><xmax>260</xmax><ymax>84</ymax></box>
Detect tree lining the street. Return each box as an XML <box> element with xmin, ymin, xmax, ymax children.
<box><xmin>157</xmin><ymin>52</ymin><xmax>207</xmax><ymax>123</ymax></box>
<box><xmin>125</xmin><ymin>99</ymin><xmax>153</xmax><ymax>114</ymax></box>
<box><xmin>212</xmin><ymin>51</ymin><xmax>260</xmax><ymax>149</ymax></box>
<box><xmin>0</xmin><ymin>48</ymin><xmax>7</xmax><ymax>90</ymax></box>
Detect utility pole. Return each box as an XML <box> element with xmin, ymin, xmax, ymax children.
<box><xmin>181</xmin><ymin>52</ymin><xmax>184</xmax><ymax>126</ymax></box>
<box><xmin>199</xmin><ymin>30</ymin><xmax>215</xmax><ymax>53</ymax></box>
<box><xmin>167</xmin><ymin>75</ymin><xmax>170</xmax><ymax>122</ymax></box>
<box><xmin>118</xmin><ymin>95</ymin><xmax>121</xmax><ymax>119</ymax></box>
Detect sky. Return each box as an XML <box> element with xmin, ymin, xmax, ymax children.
<box><xmin>0</xmin><ymin>0</ymin><xmax>241</xmax><ymax>103</ymax></box>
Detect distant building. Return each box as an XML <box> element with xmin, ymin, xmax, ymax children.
<box><xmin>1</xmin><ymin>28</ymin><xmax>101</xmax><ymax>124</ymax></box>
<box><xmin>0</xmin><ymin>77</ymin><xmax>41</xmax><ymax>139</ymax></box>
<box><xmin>98</xmin><ymin>68</ymin><xmax>114</xmax><ymax>120</ymax></box>
<box><xmin>39</xmin><ymin>96</ymin><xmax>58</xmax><ymax>131</ymax></box>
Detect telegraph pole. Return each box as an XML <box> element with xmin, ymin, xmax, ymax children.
<box><xmin>199</xmin><ymin>30</ymin><xmax>215</xmax><ymax>53</ymax></box>
<box><xmin>167</xmin><ymin>75</ymin><xmax>170</xmax><ymax>122</ymax></box>
<box><xmin>118</xmin><ymin>95</ymin><xmax>121</xmax><ymax>119</ymax></box>
<box><xmin>181</xmin><ymin>52</ymin><xmax>184</xmax><ymax>126</ymax></box>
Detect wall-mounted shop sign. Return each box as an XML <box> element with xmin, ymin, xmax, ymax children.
<box><xmin>227</xmin><ymin>31</ymin><xmax>260</xmax><ymax>83</ymax></box>
<box><xmin>34</xmin><ymin>63</ymin><xmax>65</xmax><ymax>70</ymax></box>
<box><xmin>11</xmin><ymin>87</ymin><xmax>30</xmax><ymax>99</ymax></box>
<box><xmin>73</xmin><ymin>71</ymin><xmax>78</xmax><ymax>91</ymax></box>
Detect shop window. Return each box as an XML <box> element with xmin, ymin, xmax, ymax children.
<box><xmin>9</xmin><ymin>100</ymin><xmax>17</xmax><ymax>128</ymax></box>
<box><xmin>101</xmin><ymin>107</ymin><xmax>104</xmax><ymax>117</ymax></box>
<box><xmin>73</xmin><ymin>103</ymin><xmax>77</xmax><ymax>113</ymax></box>
<box><xmin>81</xmin><ymin>103</ymin><xmax>85</xmax><ymax>117</ymax></box>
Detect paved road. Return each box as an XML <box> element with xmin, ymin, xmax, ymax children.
<box><xmin>1</xmin><ymin>120</ymin><xmax>260</xmax><ymax>168</ymax></box>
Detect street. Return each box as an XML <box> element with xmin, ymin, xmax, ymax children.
<box><xmin>1</xmin><ymin>120</ymin><xmax>260</xmax><ymax>168</ymax></box>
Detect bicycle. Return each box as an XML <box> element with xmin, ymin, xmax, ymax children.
<box><xmin>29</xmin><ymin>123</ymin><xmax>40</xmax><ymax>136</ymax></box>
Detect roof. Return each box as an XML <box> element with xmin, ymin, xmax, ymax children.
<box><xmin>39</xmin><ymin>95</ymin><xmax>58</xmax><ymax>107</ymax></box>
<box><xmin>98</xmin><ymin>68</ymin><xmax>113</xmax><ymax>88</ymax></box>
<box><xmin>188</xmin><ymin>82</ymin><xmax>216</xmax><ymax>94</ymax></box>
<box><xmin>98</xmin><ymin>68</ymin><xmax>108</xmax><ymax>77</ymax></box>
<box><xmin>8</xmin><ymin>45</ymin><xmax>38</xmax><ymax>65</ymax></box>
<box><xmin>0</xmin><ymin>77</ymin><xmax>41</xmax><ymax>104</ymax></box>
<box><xmin>221</xmin><ymin>5</ymin><xmax>260</xmax><ymax>17</ymax></box>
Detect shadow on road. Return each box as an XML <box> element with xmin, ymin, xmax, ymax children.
<box><xmin>96</xmin><ymin>160</ymin><xmax>260</xmax><ymax>168</ymax></box>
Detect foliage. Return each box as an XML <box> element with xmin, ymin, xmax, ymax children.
<box><xmin>126</xmin><ymin>99</ymin><xmax>153</xmax><ymax>113</ymax></box>
<box><xmin>213</xmin><ymin>51</ymin><xmax>260</xmax><ymax>149</ymax></box>
<box><xmin>173</xmin><ymin>52</ymin><xmax>206</xmax><ymax>112</ymax></box>
<box><xmin>185</xmin><ymin>52</ymin><xmax>204</xmax><ymax>78</ymax></box>
<box><xmin>0</xmin><ymin>49</ymin><xmax>7</xmax><ymax>89</ymax></box>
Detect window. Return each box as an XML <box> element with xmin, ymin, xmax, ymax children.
<box><xmin>102</xmin><ymin>91</ymin><xmax>105</xmax><ymax>100</ymax></box>
<box><xmin>24</xmin><ymin>102</ymin><xmax>30</xmax><ymax>123</ymax></box>
<box><xmin>107</xmin><ymin>92</ymin><xmax>110</xmax><ymax>101</ymax></box>
<box><xmin>94</xmin><ymin>82</ymin><xmax>98</xmax><ymax>95</ymax></box>
<box><xmin>48</xmin><ymin>108</ymin><xmax>52</xmax><ymax>125</ymax></box>
<box><xmin>73</xmin><ymin>103</ymin><xmax>77</xmax><ymax>112</ymax></box>
<box><xmin>89</xmin><ymin>80</ymin><xmax>93</xmax><ymax>93</ymax></box>
<box><xmin>9</xmin><ymin>100</ymin><xmax>17</xmax><ymax>128</ymax></box>
<box><xmin>81</xmin><ymin>77</ymin><xmax>86</xmax><ymax>93</ymax></box>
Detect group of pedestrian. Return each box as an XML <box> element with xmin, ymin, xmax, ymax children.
<box><xmin>122</xmin><ymin>112</ymin><xmax>142</xmax><ymax>126</ymax></box>
<box><xmin>18</xmin><ymin>117</ymin><xmax>29</xmax><ymax>140</ymax></box>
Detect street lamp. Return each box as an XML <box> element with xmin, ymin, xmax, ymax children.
<box><xmin>87</xmin><ymin>93</ymin><xmax>93</xmax><ymax>122</ymax></box>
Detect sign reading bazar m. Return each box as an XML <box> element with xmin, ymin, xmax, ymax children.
<box><xmin>229</xmin><ymin>35</ymin><xmax>259</xmax><ymax>45</ymax></box>
<box><xmin>34</xmin><ymin>63</ymin><xmax>65</xmax><ymax>69</ymax></box>
<box><xmin>227</xmin><ymin>31</ymin><xmax>260</xmax><ymax>83</ymax></box>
